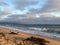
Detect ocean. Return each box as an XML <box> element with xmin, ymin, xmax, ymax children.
<box><xmin>0</xmin><ymin>22</ymin><xmax>60</xmax><ymax>40</ymax></box>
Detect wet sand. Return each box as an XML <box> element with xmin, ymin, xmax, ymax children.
<box><xmin>0</xmin><ymin>27</ymin><xmax>60</xmax><ymax>45</ymax></box>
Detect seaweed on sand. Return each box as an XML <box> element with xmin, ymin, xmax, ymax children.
<box><xmin>9</xmin><ymin>32</ymin><xmax>17</xmax><ymax>35</ymax></box>
<box><xmin>0</xmin><ymin>33</ymin><xmax>5</xmax><ymax>37</ymax></box>
<box><xmin>24</xmin><ymin>36</ymin><xmax>50</xmax><ymax>45</ymax></box>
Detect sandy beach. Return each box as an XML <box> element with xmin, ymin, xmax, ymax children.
<box><xmin>0</xmin><ymin>27</ymin><xmax>60</xmax><ymax>45</ymax></box>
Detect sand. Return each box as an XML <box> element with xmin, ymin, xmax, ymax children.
<box><xmin>0</xmin><ymin>27</ymin><xmax>60</xmax><ymax>45</ymax></box>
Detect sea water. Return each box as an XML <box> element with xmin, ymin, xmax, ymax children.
<box><xmin>0</xmin><ymin>22</ymin><xmax>60</xmax><ymax>40</ymax></box>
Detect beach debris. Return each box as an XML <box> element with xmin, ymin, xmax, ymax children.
<box><xmin>24</xmin><ymin>36</ymin><xmax>50</xmax><ymax>45</ymax></box>
<box><xmin>9</xmin><ymin>32</ymin><xmax>17</xmax><ymax>35</ymax></box>
<box><xmin>0</xmin><ymin>33</ymin><xmax>5</xmax><ymax>37</ymax></box>
<box><xmin>0</xmin><ymin>32</ymin><xmax>50</xmax><ymax>45</ymax></box>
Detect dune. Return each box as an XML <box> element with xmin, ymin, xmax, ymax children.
<box><xmin>0</xmin><ymin>27</ymin><xmax>60</xmax><ymax>45</ymax></box>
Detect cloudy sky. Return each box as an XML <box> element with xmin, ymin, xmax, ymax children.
<box><xmin>0</xmin><ymin>0</ymin><xmax>60</xmax><ymax>24</ymax></box>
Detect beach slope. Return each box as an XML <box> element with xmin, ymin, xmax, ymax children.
<box><xmin>0</xmin><ymin>27</ymin><xmax>60</xmax><ymax>45</ymax></box>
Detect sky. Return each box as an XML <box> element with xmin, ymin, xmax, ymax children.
<box><xmin>0</xmin><ymin>0</ymin><xmax>60</xmax><ymax>24</ymax></box>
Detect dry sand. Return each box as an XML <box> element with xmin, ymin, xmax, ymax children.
<box><xmin>0</xmin><ymin>27</ymin><xmax>60</xmax><ymax>45</ymax></box>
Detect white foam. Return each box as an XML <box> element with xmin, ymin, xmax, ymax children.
<box><xmin>0</xmin><ymin>25</ymin><xmax>60</xmax><ymax>39</ymax></box>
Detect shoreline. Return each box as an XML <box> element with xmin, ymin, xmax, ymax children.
<box><xmin>0</xmin><ymin>27</ymin><xmax>60</xmax><ymax>45</ymax></box>
<box><xmin>0</xmin><ymin>26</ymin><xmax>60</xmax><ymax>41</ymax></box>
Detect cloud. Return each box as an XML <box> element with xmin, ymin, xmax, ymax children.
<box><xmin>13</xmin><ymin>17</ymin><xmax>60</xmax><ymax>24</ymax></box>
<box><xmin>12</xmin><ymin>0</ymin><xmax>40</xmax><ymax>10</ymax></box>
<box><xmin>28</xmin><ymin>0</ymin><xmax>60</xmax><ymax>14</ymax></box>
<box><xmin>40</xmin><ymin>0</ymin><xmax>60</xmax><ymax>13</ymax></box>
<box><xmin>1</xmin><ymin>12</ymin><xmax>60</xmax><ymax>24</ymax></box>
<box><xmin>0</xmin><ymin>8</ymin><xmax>13</xmax><ymax>20</ymax></box>
<box><xmin>0</xmin><ymin>9</ymin><xmax>12</xmax><ymax>15</ymax></box>
<box><xmin>28</xmin><ymin>8</ymin><xmax>41</xmax><ymax>14</ymax></box>
<box><xmin>0</xmin><ymin>0</ymin><xmax>60</xmax><ymax>24</ymax></box>
<box><xmin>0</xmin><ymin>0</ymin><xmax>8</xmax><ymax>6</ymax></box>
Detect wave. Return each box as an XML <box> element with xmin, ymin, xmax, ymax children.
<box><xmin>0</xmin><ymin>24</ymin><xmax>60</xmax><ymax>40</ymax></box>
